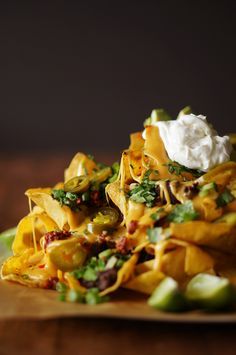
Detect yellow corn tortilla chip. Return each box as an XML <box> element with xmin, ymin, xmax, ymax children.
<box><xmin>124</xmin><ymin>270</ymin><xmax>164</xmax><ymax>295</ymax></box>
<box><xmin>64</xmin><ymin>152</ymin><xmax>97</xmax><ymax>182</ymax></box>
<box><xmin>12</xmin><ymin>213</ymin><xmax>58</xmax><ymax>255</ymax></box>
<box><xmin>184</xmin><ymin>245</ymin><xmax>215</xmax><ymax>276</ymax></box>
<box><xmin>171</xmin><ymin>221</ymin><xmax>236</xmax><ymax>254</ymax></box>
<box><xmin>26</xmin><ymin>189</ymin><xmax>85</xmax><ymax>230</ymax></box>
<box><xmin>199</xmin><ymin>161</ymin><xmax>236</xmax><ymax>186</ymax></box>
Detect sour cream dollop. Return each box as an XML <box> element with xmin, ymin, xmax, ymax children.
<box><xmin>143</xmin><ymin>113</ymin><xmax>232</xmax><ymax>172</ymax></box>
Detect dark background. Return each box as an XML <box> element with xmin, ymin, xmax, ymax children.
<box><xmin>1</xmin><ymin>1</ymin><xmax>236</xmax><ymax>156</ymax></box>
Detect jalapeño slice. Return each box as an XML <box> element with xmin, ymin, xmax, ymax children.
<box><xmin>64</xmin><ymin>176</ymin><xmax>90</xmax><ymax>193</ymax></box>
<box><xmin>87</xmin><ymin>207</ymin><xmax>119</xmax><ymax>234</ymax></box>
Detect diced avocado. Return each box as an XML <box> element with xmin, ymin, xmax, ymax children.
<box><xmin>177</xmin><ymin>106</ymin><xmax>192</xmax><ymax>119</ymax></box>
<box><xmin>144</xmin><ymin>109</ymin><xmax>172</xmax><ymax>126</ymax></box>
<box><xmin>148</xmin><ymin>277</ymin><xmax>187</xmax><ymax>312</ymax></box>
<box><xmin>185</xmin><ymin>273</ymin><xmax>234</xmax><ymax>310</ymax></box>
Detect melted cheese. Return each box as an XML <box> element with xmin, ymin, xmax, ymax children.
<box><xmin>144</xmin><ymin>126</ymin><xmax>175</xmax><ymax>180</ymax></box>
<box><xmin>28</xmin><ymin>197</ymin><xmax>37</xmax><ymax>253</ymax></box>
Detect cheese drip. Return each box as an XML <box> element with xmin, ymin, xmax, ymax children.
<box><xmin>28</xmin><ymin>197</ymin><xmax>37</xmax><ymax>253</ymax></box>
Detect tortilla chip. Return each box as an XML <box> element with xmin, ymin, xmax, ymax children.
<box><xmin>144</xmin><ymin>126</ymin><xmax>176</xmax><ymax>180</ymax></box>
<box><xmin>124</xmin><ymin>270</ymin><xmax>164</xmax><ymax>294</ymax></box>
<box><xmin>12</xmin><ymin>214</ymin><xmax>58</xmax><ymax>255</ymax></box>
<box><xmin>26</xmin><ymin>189</ymin><xmax>85</xmax><ymax>230</ymax></box>
<box><xmin>161</xmin><ymin>247</ymin><xmax>186</xmax><ymax>282</ymax></box>
<box><xmin>171</xmin><ymin>221</ymin><xmax>236</xmax><ymax>254</ymax></box>
<box><xmin>184</xmin><ymin>245</ymin><xmax>215</xmax><ymax>275</ymax></box>
<box><xmin>64</xmin><ymin>152</ymin><xmax>97</xmax><ymax>182</ymax></box>
<box><xmin>200</xmin><ymin>161</ymin><xmax>236</xmax><ymax>186</ymax></box>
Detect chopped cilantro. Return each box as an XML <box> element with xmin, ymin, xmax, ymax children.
<box><xmin>216</xmin><ymin>189</ymin><xmax>235</xmax><ymax>208</ymax></box>
<box><xmin>147</xmin><ymin>227</ymin><xmax>163</xmax><ymax>243</ymax></box>
<box><xmin>167</xmin><ymin>201</ymin><xmax>199</xmax><ymax>223</ymax></box>
<box><xmin>199</xmin><ymin>182</ymin><xmax>217</xmax><ymax>197</ymax></box>
<box><xmin>67</xmin><ymin>289</ymin><xmax>84</xmax><ymax>303</ymax></box>
<box><xmin>56</xmin><ymin>282</ymin><xmax>68</xmax><ymax>293</ymax></box>
<box><xmin>165</xmin><ymin>162</ymin><xmax>203</xmax><ymax>178</ymax></box>
<box><xmin>52</xmin><ymin>189</ymin><xmax>80</xmax><ymax>211</ymax></box>
<box><xmin>72</xmin><ymin>253</ymin><xmax>129</xmax><ymax>285</ymax></box>
<box><xmin>150</xmin><ymin>208</ymin><xmax>164</xmax><ymax>221</ymax></box>
<box><xmin>144</xmin><ymin>108</ymin><xmax>172</xmax><ymax>127</ymax></box>
<box><xmin>129</xmin><ymin>170</ymin><xmax>158</xmax><ymax>207</ymax></box>
<box><xmin>85</xmin><ymin>288</ymin><xmax>110</xmax><ymax>305</ymax></box>
<box><xmin>98</xmin><ymin>249</ymin><xmax>113</xmax><ymax>260</ymax></box>
<box><xmin>58</xmin><ymin>293</ymin><xmax>66</xmax><ymax>302</ymax></box>
<box><xmin>83</xmin><ymin>268</ymin><xmax>98</xmax><ymax>282</ymax></box>
<box><xmin>72</xmin><ymin>256</ymin><xmax>106</xmax><ymax>282</ymax></box>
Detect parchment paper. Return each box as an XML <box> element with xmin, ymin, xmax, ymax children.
<box><xmin>0</xmin><ymin>280</ymin><xmax>236</xmax><ymax>322</ymax></box>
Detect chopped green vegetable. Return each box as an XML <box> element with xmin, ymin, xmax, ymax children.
<box><xmin>67</xmin><ymin>289</ymin><xmax>84</xmax><ymax>303</ymax></box>
<box><xmin>57</xmin><ymin>284</ymin><xmax>109</xmax><ymax>305</ymax></box>
<box><xmin>147</xmin><ymin>227</ymin><xmax>163</xmax><ymax>243</ymax></box>
<box><xmin>167</xmin><ymin>201</ymin><xmax>198</xmax><ymax>223</ymax></box>
<box><xmin>150</xmin><ymin>208</ymin><xmax>164</xmax><ymax>221</ymax></box>
<box><xmin>85</xmin><ymin>288</ymin><xmax>109</xmax><ymax>305</ymax></box>
<box><xmin>148</xmin><ymin>277</ymin><xmax>187</xmax><ymax>312</ymax></box>
<box><xmin>216</xmin><ymin>189</ymin><xmax>235</xmax><ymax>208</ymax></box>
<box><xmin>199</xmin><ymin>182</ymin><xmax>217</xmax><ymax>197</ymax></box>
<box><xmin>52</xmin><ymin>189</ymin><xmax>80</xmax><ymax>211</ymax></box>
<box><xmin>72</xmin><ymin>256</ymin><xmax>106</xmax><ymax>282</ymax></box>
<box><xmin>98</xmin><ymin>249</ymin><xmax>113</xmax><ymax>260</ymax></box>
<box><xmin>185</xmin><ymin>274</ymin><xmax>234</xmax><ymax>310</ymax></box>
<box><xmin>105</xmin><ymin>255</ymin><xmax>118</xmax><ymax>270</ymax></box>
<box><xmin>144</xmin><ymin>108</ymin><xmax>172</xmax><ymax>127</ymax></box>
<box><xmin>83</xmin><ymin>267</ymin><xmax>98</xmax><ymax>282</ymax></box>
<box><xmin>165</xmin><ymin>161</ymin><xmax>203</xmax><ymax>178</ymax></box>
<box><xmin>177</xmin><ymin>106</ymin><xmax>192</xmax><ymax>118</ymax></box>
<box><xmin>56</xmin><ymin>282</ymin><xmax>68</xmax><ymax>293</ymax></box>
<box><xmin>129</xmin><ymin>170</ymin><xmax>158</xmax><ymax>207</ymax></box>
<box><xmin>58</xmin><ymin>293</ymin><xmax>66</xmax><ymax>302</ymax></box>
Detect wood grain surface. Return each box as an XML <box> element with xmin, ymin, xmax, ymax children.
<box><xmin>0</xmin><ymin>153</ymin><xmax>235</xmax><ymax>355</ymax></box>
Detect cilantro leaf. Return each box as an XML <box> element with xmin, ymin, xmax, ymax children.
<box><xmin>165</xmin><ymin>162</ymin><xmax>203</xmax><ymax>178</ymax></box>
<box><xmin>199</xmin><ymin>182</ymin><xmax>217</xmax><ymax>197</ymax></box>
<box><xmin>167</xmin><ymin>201</ymin><xmax>199</xmax><ymax>223</ymax></box>
<box><xmin>216</xmin><ymin>189</ymin><xmax>235</xmax><ymax>208</ymax></box>
<box><xmin>129</xmin><ymin>170</ymin><xmax>158</xmax><ymax>207</ymax></box>
<box><xmin>147</xmin><ymin>227</ymin><xmax>163</xmax><ymax>243</ymax></box>
<box><xmin>52</xmin><ymin>189</ymin><xmax>80</xmax><ymax>210</ymax></box>
<box><xmin>85</xmin><ymin>288</ymin><xmax>109</xmax><ymax>305</ymax></box>
<box><xmin>150</xmin><ymin>208</ymin><xmax>164</xmax><ymax>221</ymax></box>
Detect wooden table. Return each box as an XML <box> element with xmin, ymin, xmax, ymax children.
<box><xmin>0</xmin><ymin>153</ymin><xmax>235</xmax><ymax>355</ymax></box>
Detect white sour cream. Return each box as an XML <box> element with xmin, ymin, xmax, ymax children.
<box><xmin>143</xmin><ymin>113</ymin><xmax>232</xmax><ymax>172</ymax></box>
